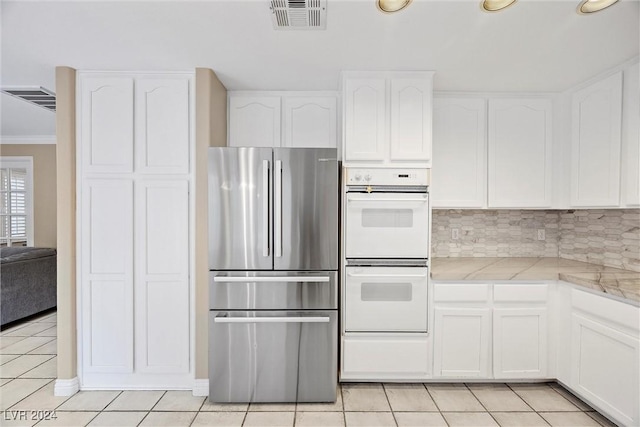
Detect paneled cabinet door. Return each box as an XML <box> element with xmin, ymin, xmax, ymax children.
<box><xmin>570</xmin><ymin>314</ymin><xmax>639</xmax><ymax>426</ymax></box>
<box><xmin>432</xmin><ymin>98</ymin><xmax>486</xmax><ymax>208</ymax></box>
<box><xmin>493</xmin><ymin>308</ymin><xmax>547</xmax><ymax>379</ymax></box>
<box><xmin>622</xmin><ymin>63</ymin><xmax>640</xmax><ymax>206</ymax></box>
<box><xmin>80</xmin><ymin>77</ymin><xmax>134</xmax><ymax>173</ymax></box>
<box><xmin>283</xmin><ymin>97</ymin><xmax>337</xmax><ymax>148</ymax></box>
<box><xmin>433</xmin><ymin>307</ymin><xmax>492</xmax><ymax>378</ymax></box>
<box><xmin>571</xmin><ymin>72</ymin><xmax>623</xmax><ymax>207</ymax></box>
<box><xmin>81</xmin><ymin>179</ymin><xmax>134</xmax><ymax>374</ymax></box>
<box><xmin>135</xmin><ymin>78</ymin><xmax>190</xmax><ymax>174</ymax></box>
<box><xmin>229</xmin><ymin>96</ymin><xmax>281</xmax><ymax>147</ymax></box>
<box><xmin>135</xmin><ymin>180</ymin><xmax>190</xmax><ymax>374</ymax></box>
<box><xmin>344</xmin><ymin>78</ymin><xmax>386</xmax><ymax>161</ymax></box>
<box><xmin>390</xmin><ymin>78</ymin><xmax>432</xmax><ymax>162</ymax></box>
<box><xmin>488</xmin><ymin>99</ymin><xmax>552</xmax><ymax>208</ymax></box>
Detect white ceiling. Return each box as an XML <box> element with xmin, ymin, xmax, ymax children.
<box><xmin>1</xmin><ymin>0</ymin><xmax>638</xmax><ymax>139</ymax></box>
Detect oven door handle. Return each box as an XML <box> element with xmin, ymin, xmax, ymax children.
<box><xmin>347</xmin><ymin>273</ymin><xmax>428</xmax><ymax>278</ymax></box>
<box><xmin>347</xmin><ymin>196</ymin><xmax>428</xmax><ymax>203</ymax></box>
<box><xmin>214</xmin><ymin>316</ymin><xmax>330</xmax><ymax>324</ymax></box>
<box><xmin>213</xmin><ymin>276</ymin><xmax>330</xmax><ymax>283</ymax></box>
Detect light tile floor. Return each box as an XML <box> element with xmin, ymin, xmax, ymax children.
<box><xmin>0</xmin><ymin>311</ymin><xmax>618</xmax><ymax>427</ymax></box>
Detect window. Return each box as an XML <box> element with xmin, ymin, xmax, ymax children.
<box><xmin>0</xmin><ymin>157</ymin><xmax>34</xmax><ymax>247</ymax></box>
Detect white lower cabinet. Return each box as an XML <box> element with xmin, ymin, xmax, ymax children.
<box><xmin>568</xmin><ymin>288</ymin><xmax>640</xmax><ymax>426</ymax></box>
<box><xmin>433</xmin><ymin>308</ymin><xmax>491</xmax><ymax>378</ymax></box>
<box><xmin>493</xmin><ymin>308</ymin><xmax>547</xmax><ymax>379</ymax></box>
<box><xmin>570</xmin><ymin>314</ymin><xmax>639</xmax><ymax>425</ymax></box>
<box><xmin>341</xmin><ymin>334</ymin><xmax>430</xmax><ymax>381</ymax></box>
<box><xmin>432</xmin><ymin>283</ymin><xmax>549</xmax><ymax>380</ymax></box>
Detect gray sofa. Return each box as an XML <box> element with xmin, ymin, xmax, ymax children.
<box><xmin>1</xmin><ymin>247</ymin><xmax>57</xmax><ymax>327</ymax></box>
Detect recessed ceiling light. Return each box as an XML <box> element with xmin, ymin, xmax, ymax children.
<box><xmin>577</xmin><ymin>0</ymin><xmax>619</xmax><ymax>13</ymax></box>
<box><xmin>481</xmin><ymin>0</ymin><xmax>517</xmax><ymax>12</ymax></box>
<box><xmin>1</xmin><ymin>86</ymin><xmax>56</xmax><ymax>112</ymax></box>
<box><xmin>377</xmin><ymin>0</ymin><xmax>412</xmax><ymax>13</ymax></box>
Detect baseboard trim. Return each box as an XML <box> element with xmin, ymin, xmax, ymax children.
<box><xmin>54</xmin><ymin>377</ymin><xmax>79</xmax><ymax>396</ymax></box>
<box><xmin>192</xmin><ymin>379</ymin><xmax>209</xmax><ymax>397</ymax></box>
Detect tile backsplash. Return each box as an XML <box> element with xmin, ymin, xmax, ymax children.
<box><xmin>432</xmin><ymin>209</ymin><xmax>640</xmax><ymax>272</ymax></box>
<box><xmin>558</xmin><ymin>209</ymin><xmax>640</xmax><ymax>272</ymax></box>
<box><xmin>432</xmin><ymin>210</ymin><xmax>559</xmax><ymax>258</ymax></box>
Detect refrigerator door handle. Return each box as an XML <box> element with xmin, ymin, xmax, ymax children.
<box><xmin>262</xmin><ymin>159</ymin><xmax>270</xmax><ymax>257</ymax></box>
<box><xmin>275</xmin><ymin>160</ymin><xmax>283</xmax><ymax>258</ymax></box>
<box><xmin>214</xmin><ymin>316</ymin><xmax>330</xmax><ymax>324</ymax></box>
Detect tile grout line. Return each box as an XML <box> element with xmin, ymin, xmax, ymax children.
<box><xmin>423</xmin><ymin>383</ymin><xmax>451</xmax><ymax>427</ymax></box>
<box><xmin>12</xmin><ymin>354</ymin><xmax>57</xmax><ymax>380</ymax></box>
<box><xmin>340</xmin><ymin>384</ymin><xmax>346</xmax><ymax>427</ymax></box>
<box><xmin>381</xmin><ymin>383</ymin><xmax>399</xmax><ymax>427</ymax></box>
<box><xmin>463</xmin><ymin>383</ymin><xmax>502</xmax><ymax>427</ymax></box>
<box><xmin>506</xmin><ymin>383</ymin><xmax>553</xmax><ymax>426</ymax></box>
<box><xmin>4</xmin><ymin>378</ymin><xmax>55</xmax><ymax>414</ymax></box>
<box><xmin>137</xmin><ymin>390</ymin><xmax>167</xmax><ymax>426</ymax></box>
<box><xmin>549</xmin><ymin>382</ymin><xmax>591</xmax><ymax>413</ymax></box>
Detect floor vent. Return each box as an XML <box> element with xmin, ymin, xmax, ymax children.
<box><xmin>270</xmin><ymin>0</ymin><xmax>327</xmax><ymax>30</ymax></box>
<box><xmin>1</xmin><ymin>87</ymin><xmax>56</xmax><ymax>112</ymax></box>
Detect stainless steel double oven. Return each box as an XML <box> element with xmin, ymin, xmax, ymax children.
<box><xmin>208</xmin><ymin>148</ymin><xmax>338</xmax><ymax>403</ymax></box>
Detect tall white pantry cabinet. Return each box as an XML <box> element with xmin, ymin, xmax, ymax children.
<box><xmin>77</xmin><ymin>72</ymin><xmax>194</xmax><ymax>388</ymax></box>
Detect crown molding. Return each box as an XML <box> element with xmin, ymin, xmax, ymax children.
<box><xmin>0</xmin><ymin>135</ymin><xmax>56</xmax><ymax>145</ymax></box>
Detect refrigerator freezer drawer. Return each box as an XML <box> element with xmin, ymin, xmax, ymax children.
<box><xmin>210</xmin><ymin>271</ymin><xmax>338</xmax><ymax>310</ymax></box>
<box><xmin>209</xmin><ymin>310</ymin><xmax>338</xmax><ymax>403</ymax></box>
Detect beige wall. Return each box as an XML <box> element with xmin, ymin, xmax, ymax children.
<box><xmin>55</xmin><ymin>66</ymin><xmax>77</xmax><ymax>380</ymax></box>
<box><xmin>195</xmin><ymin>68</ymin><xmax>227</xmax><ymax>379</ymax></box>
<box><xmin>0</xmin><ymin>144</ymin><xmax>57</xmax><ymax>248</ymax></box>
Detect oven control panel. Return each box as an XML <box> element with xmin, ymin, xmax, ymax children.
<box><xmin>345</xmin><ymin>168</ymin><xmax>430</xmax><ymax>186</ymax></box>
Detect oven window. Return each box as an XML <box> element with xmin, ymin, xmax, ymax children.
<box><xmin>361</xmin><ymin>209</ymin><xmax>413</xmax><ymax>228</ymax></box>
<box><xmin>361</xmin><ymin>282</ymin><xmax>412</xmax><ymax>302</ymax></box>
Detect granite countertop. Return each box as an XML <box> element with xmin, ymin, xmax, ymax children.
<box><xmin>431</xmin><ymin>257</ymin><xmax>640</xmax><ymax>304</ymax></box>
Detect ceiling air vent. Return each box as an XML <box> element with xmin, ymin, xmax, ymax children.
<box><xmin>1</xmin><ymin>86</ymin><xmax>56</xmax><ymax>112</ymax></box>
<box><xmin>270</xmin><ymin>0</ymin><xmax>327</xmax><ymax>30</ymax></box>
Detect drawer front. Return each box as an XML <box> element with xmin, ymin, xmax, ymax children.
<box><xmin>210</xmin><ymin>272</ymin><xmax>337</xmax><ymax>310</ymax></box>
<box><xmin>210</xmin><ymin>311</ymin><xmax>338</xmax><ymax>403</ymax></box>
<box><xmin>433</xmin><ymin>283</ymin><xmax>490</xmax><ymax>303</ymax></box>
<box><xmin>494</xmin><ymin>284</ymin><xmax>548</xmax><ymax>303</ymax></box>
<box><xmin>343</xmin><ymin>336</ymin><xmax>429</xmax><ymax>375</ymax></box>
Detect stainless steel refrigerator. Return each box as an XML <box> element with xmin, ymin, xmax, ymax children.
<box><xmin>208</xmin><ymin>147</ymin><xmax>338</xmax><ymax>403</ymax></box>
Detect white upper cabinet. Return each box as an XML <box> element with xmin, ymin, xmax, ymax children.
<box><xmin>228</xmin><ymin>96</ymin><xmax>281</xmax><ymax>148</ymax></box>
<box><xmin>80</xmin><ymin>77</ymin><xmax>134</xmax><ymax>173</ymax></box>
<box><xmin>488</xmin><ymin>98</ymin><xmax>553</xmax><ymax>208</ymax></box>
<box><xmin>343</xmin><ymin>72</ymin><xmax>434</xmax><ymax>165</ymax></box>
<box><xmin>622</xmin><ymin>63</ymin><xmax>640</xmax><ymax>206</ymax></box>
<box><xmin>390</xmin><ymin>78</ymin><xmax>432</xmax><ymax>161</ymax></box>
<box><xmin>571</xmin><ymin>72</ymin><xmax>623</xmax><ymax>207</ymax></box>
<box><xmin>228</xmin><ymin>93</ymin><xmax>338</xmax><ymax>148</ymax></box>
<box><xmin>344</xmin><ymin>78</ymin><xmax>386</xmax><ymax>161</ymax></box>
<box><xmin>283</xmin><ymin>96</ymin><xmax>337</xmax><ymax>148</ymax></box>
<box><xmin>432</xmin><ymin>98</ymin><xmax>486</xmax><ymax>208</ymax></box>
<box><xmin>135</xmin><ymin>77</ymin><xmax>190</xmax><ymax>174</ymax></box>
